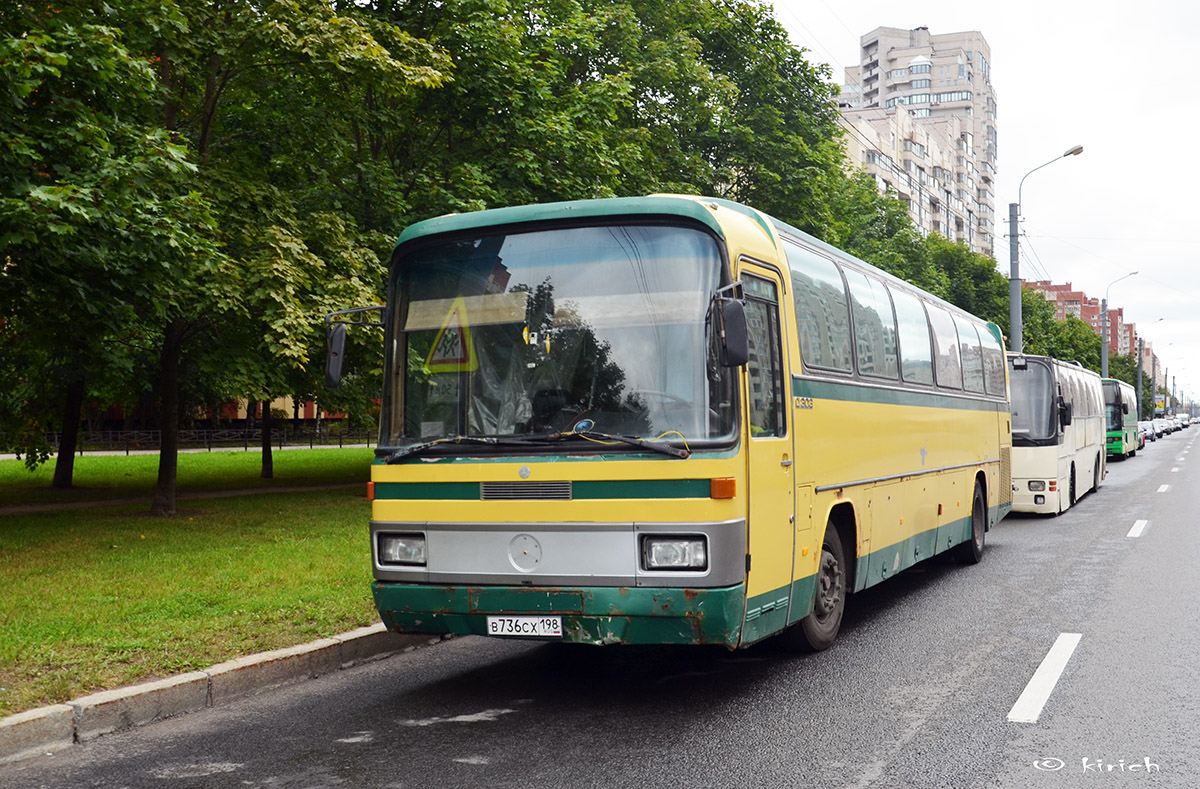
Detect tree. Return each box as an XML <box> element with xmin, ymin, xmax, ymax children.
<box><xmin>1052</xmin><ymin>316</ymin><xmax>1101</xmax><ymax>371</ymax></box>
<box><xmin>110</xmin><ymin>0</ymin><xmax>449</xmax><ymax>512</ymax></box>
<box><xmin>0</xmin><ymin>5</ymin><xmax>219</xmax><ymax>488</ymax></box>
<box><xmin>925</xmin><ymin>235</ymin><xmax>1009</xmax><ymax>325</ymax></box>
<box><xmin>1015</xmin><ymin>287</ymin><xmax>1062</xmax><ymax>357</ymax></box>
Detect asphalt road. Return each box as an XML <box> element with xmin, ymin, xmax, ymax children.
<box><xmin>4</xmin><ymin>430</ymin><xmax>1198</xmax><ymax>788</ymax></box>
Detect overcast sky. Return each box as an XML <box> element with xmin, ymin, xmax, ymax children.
<box><xmin>770</xmin><ymin>0</ymin><xmax>1199</xmax><ymax>402</ymax></box>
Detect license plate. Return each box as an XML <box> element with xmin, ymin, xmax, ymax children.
<box><xmin>486</xmin><ymin>615</ymin><xmax>563</xmax><ymax>638</ymax></box>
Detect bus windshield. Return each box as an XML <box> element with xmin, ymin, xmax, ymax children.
<box><xmin>1009</xmin><ymin>360</ymin><xmax>1056</xmax><ymax>443</ymax></box>
<box><xmin>1102</xmin><ymin>381</ymin><xmax>1123</xmax><ymax>431</ymax></box>
<box><xmin>384</xmin><ymin>223</ymin><xmax>736</xmax><ymax>451</ymax></box>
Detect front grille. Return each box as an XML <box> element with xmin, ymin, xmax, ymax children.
<box><xmin>480</xmin><ymin>481</ymin><xmax>573</xmax><ymax>500</ymax></box>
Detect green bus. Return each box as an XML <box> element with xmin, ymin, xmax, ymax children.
<box><xmin>1102</xmin><ymin>378</ymin><xmax>1138</xmax><ymax>459</ymax></box>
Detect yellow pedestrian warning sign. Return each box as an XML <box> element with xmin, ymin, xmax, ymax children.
<box><xmin>425</xmin><ymin>296</ymin><xmax>477</xmax><ymax>372</ymax></box>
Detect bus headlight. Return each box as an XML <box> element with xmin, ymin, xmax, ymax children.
<box><xmin>1028</xmin><ymin>481</ymin><xmax>1046</xmax><ymax>491</ymax></box>
<box><xmin>642</xmin><ymin>536</ymin><xmax>707</xmax><ymax>570</ymax></box>
<box><xmin>378</xmin><ymin>533</ymin><xmax>426</xmax><ymax>566</ymax></box>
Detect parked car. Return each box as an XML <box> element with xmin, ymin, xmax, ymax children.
<box><xmin>1136</xmin><ymin>423</ymin><xmax>1147</xmax><ymax>449</ymax></box>
<box><xmin>1139</xmin><ymin>420</ymin><xmax>1157</xmax><ymax>442</ymax></box>
<box><xmin>1153</xmin><ymin>418</ymin><xmax>1172</xmax><ymax>437</ymax></box>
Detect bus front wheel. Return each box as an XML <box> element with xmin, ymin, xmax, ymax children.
<box><xmin>782</xmin><ymin>523</ymin><xmax>846</xmax><ymax>652</ymax></box>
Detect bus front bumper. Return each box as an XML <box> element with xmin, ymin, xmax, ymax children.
<box><xmin>1011</xmin><ymin>480</ymin><xmax>1059</xmax><ymax>514</ymax></box>
<box><xmin>373</xmin><ymin>582</ymin><xmax>746</xmax><ymax>648</ymax></box>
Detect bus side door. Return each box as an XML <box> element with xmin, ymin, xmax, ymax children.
<box><xmin>739</xmin><ymin>266</ymin><xmax>796</xmax><ymax>644</ymax></box>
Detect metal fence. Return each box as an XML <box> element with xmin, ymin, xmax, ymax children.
<box><xmin>45</xmin><ymin>427</ymin><xmax>377</xmax><ymax>455</ymax></box>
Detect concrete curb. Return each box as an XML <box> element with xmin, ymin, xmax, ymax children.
<box><xmin>0</xmin><ymin>624</ymin><xmax>442</xmax><ymax>765</ymax></box>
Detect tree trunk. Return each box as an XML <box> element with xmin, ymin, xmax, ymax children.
<box><xmin>51</xmin><ymin>376</ymin><xmax>85</xmax><ymax>489</ymax></box>
<box><xmin>260</xmin><ymin>399</ymin><xmax>274</xmax><ymax>479</ymax></box>
<box><xmin>152</xmin><ymin>320</ymin><xmax>184</xmax><ymax>516</ymax></box>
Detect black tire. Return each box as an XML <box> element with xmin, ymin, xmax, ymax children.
<box><xmin>1068</xmin><ymin>464</ymin><xmax>1077</xmax><ymax>506</ymax></box>
<box><xmin>781</xmin><ymin>523</ymin><xmax>846</xmax><ymax>652</ymax></box>
<box><xmin>1094</xmin><ymin>454</ymin><xmax>1102</xmax><ymax>491</ymax></box>
<box><xmin>954</xmin><ymin>482</ymin><xmax>986</xmax><ymax>564</ymax></box>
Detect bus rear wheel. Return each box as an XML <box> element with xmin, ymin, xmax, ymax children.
<box><xmin>781</xmin><ymin>523</ymin><xmax>846</xmax><ymax>652</ymax></box>
<box><xmin>954</xmin><ymin>482</ymin><xmax>986</xmax><ymax>565</ymax></box>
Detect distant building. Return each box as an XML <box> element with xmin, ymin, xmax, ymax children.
<box><xmin>1027</xmin><ymin>279</ymin><xmax>1155</xmax><ymax>373</ymax></box>
<box><xmin>839</xmin><ymin>26</ymin><xmax>997</xmax><ymax>258</ymax></box>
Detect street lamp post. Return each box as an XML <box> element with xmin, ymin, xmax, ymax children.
<box><xmin>1137</xmin><ymin>337</ymin><xmax>1144</xmax><ymax>418</ymax></box>
<box><xmin>1100</xmin><ymin>271</ymin><xmax>1138</xmax><ymax>378</ymax></box>
<box><xmin>1008</xmin><ymin>145</ymin><xmax>1084</xmax><ymax>353</ymax></box>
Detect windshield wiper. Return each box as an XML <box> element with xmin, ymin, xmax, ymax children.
<box><xmin>385</xmin><ymin>430</ymin><xmax>690</xmax><ymax>463</ymax></box>
<box><xmin>538</xmin><ymin>430</ymin><xmax>690</xmax><ymax>458</ymax></box>
<box><xmin>384</xmin><ymin>435</ymin><xmax>538</xmax><ymax>463</ymax></box>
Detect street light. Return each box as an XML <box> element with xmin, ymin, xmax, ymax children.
<box><xmin>1008</xmin><ymin>144</ymin><xmax>1085</xmax><ymax>353</ymax></box>
<box><xmin>1100</xmin><ymin>270</ymin><xmax>1138</xmax><ymax>378</ymax></box>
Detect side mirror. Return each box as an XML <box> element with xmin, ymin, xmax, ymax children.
<box><xmin>1122</xmin><ymin>403</ymin><xmax>1129</xmax><ymax>414</ymax></box>
<box><xmin>325</xmin><ymin>322</ymin><xmax>347</xmax><ymax>389</ymax></box>
<box><xmin>718</xmin><ymin>298</ymin><xmax>749</xmax><ymax>367</ymax></box>
<box><xmin>1059</xmin><ymin>398</ymin><xmax>1073</xmax><ymax>427</ymax></box>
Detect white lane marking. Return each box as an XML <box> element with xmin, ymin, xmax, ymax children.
<box><xmin>399</xmin><ymin>708</ymin><xmax>516</xmax><ymax>727</ymax></box>
<box><xmin>1172</xmin><ymin>467</ymin><xmax>1180</xmax><ymax>473</ymax></box>
<box><xmin>1127</xmin><ymin>519</ymin><xmax>1149</xmax><ymax>538</ymax></box>
<box><xmin>1008</xmin><ymin>633</ymin><xmax>1083</xmax><ymax>724</ymax></box>
<box><xmin>152</xmin><ymin>763</ymin><xmax>244</xmax><ymax>779</ymax></box>
<box><xmin>1158</xmin><ymin>484</ymin><xmax>1171</xmax><ymax>493</ymax></box>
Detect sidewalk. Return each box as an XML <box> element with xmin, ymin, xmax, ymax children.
<box><xmin>0</xmin><ymin>625</ymin><xmax>446</xmax><ymax>765</ymax></box>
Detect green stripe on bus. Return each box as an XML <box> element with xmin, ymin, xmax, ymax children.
<box><xmin>375</xmin><ymin>482</ymin><xmax>480</xmax><ymax>500</ymax></box>
<box><xmin>374</xmin><ymin>479</ymin><xmax>711</xmax><ymax>501</ymax></box>
<box><xmin>794</xmin><ymin>377</ymin><xmax>1006</xmax><ymax>412</ymax></box>
<box><xmin>574</xmin><ymin>479</ymin><xmax>710</xmax><ymax>499</ymax></box>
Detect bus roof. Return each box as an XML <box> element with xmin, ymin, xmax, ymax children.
<box><xmin>391</xmin><ymin>195</ymin><xmax>1005</xmax><ymax>347</ymax></box>
<box><xmin>394</xmin><ymin>196</ymin><xmax>726</xmax><ymax>248</ymax></box>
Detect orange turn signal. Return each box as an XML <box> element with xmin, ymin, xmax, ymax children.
<box><xmin>710</xmin><ymin>477</ymin><xmax>736</xmax><ymax>499</ymax></box>
<box><xmin>367</xmin><ymin>481</ymin><xmax>375</xmax><ymax>501</ymax></box>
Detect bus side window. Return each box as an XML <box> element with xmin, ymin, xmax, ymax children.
<box><xmin>979</xmin><ymin>325</ymin><xmax>1006</xmax><ymax>396</ymax></box>
<box><xmin>742</xmin><ymin>275</ymin><xmax>786</xmax><ymax>438</ymax></box>
<box><xmin>888</xmin><ymin>285</ymin><xmax>934</xmax><ymax>385</ymax></box>
<box><xmin>784</xmin><ymin>240</ymin><xmax>852</xmax><ymax>373</ymax></box>
<box><xmin>953</xmin><ymin>316</ymin><xmax>985</xmax><ymax>394</ymax></box>
<box><xmin>926</xmin><ymin>303</ymin><xmax>963</xmax><ymax>390</ymax></box>
<box><xmin>844</xmin><ymin>268</ymin><xmax>899</xmax><ymax>379</ymax></box>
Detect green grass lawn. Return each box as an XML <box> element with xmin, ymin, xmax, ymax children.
<box><xmin>0</xmin><ymin>449</ymin><xmax>381</xmax><ymax>719</ymax></box>
<box><xmin>0</xmin><ymin>447</ymin><xmax>375</xmax><ymax>509</ymax></box>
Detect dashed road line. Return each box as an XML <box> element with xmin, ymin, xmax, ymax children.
<box><xmin>1158</xmin><ymin>484</ymin><xmax>1171</xmax><ymax>493</ymax></box>
<box><xmin>1127</xmin><ymin>519</ymin><xmax>1148</xmax><ymax>538</ymax></box>
<box><xmin>1008</xmin><ymin>633</ymin><xmax>1083</xmax><ymax>724</ymax></box>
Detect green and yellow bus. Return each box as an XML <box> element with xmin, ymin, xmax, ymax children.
<box><xmin>327</xmin><ymin>195</ymin><xmax>1012</xmax><ymax>651</ymax></box>
<box><xmin>1102</xmin><ymin>377</ymin><xmax>1138</xmax><ymax>459</ymax></box>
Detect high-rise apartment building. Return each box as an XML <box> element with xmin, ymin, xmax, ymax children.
<box><xmin>838</xmin><ymin>27</ymin><xmax>998</xmax><ymax>258</ymax></box>
<box><xmin>1028</xmin><ymin>280</ymin><xmax>1140</xmax><ymax>359</ymax></box>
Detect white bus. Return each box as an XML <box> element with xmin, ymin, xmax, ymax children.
<box><xmin>1007</xmin><ymin>353</ymin><xmax>1105</xmax><ymax>514</ymax></box>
